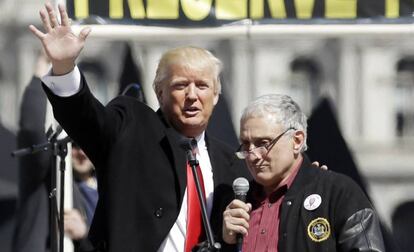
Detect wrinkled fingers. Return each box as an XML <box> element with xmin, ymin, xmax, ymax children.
<box><xmin>224</xmin><ymin>213</ymin><xmax>249</xmax><ymax>231</ymax></box>
<box><xmin>45</xmin><ymin>2</ymin><xmax>60</xmax><ymax>28</ymax></box>
<box><xmin>227</xmin><ymin>199</ymin><xmax>252</xmax><ymax>212</ymax></box>
<box><xmin>224</xmin><ymin>207</ymin><xmax>250</xmax><ymax>221</ymax></box>
<box><xmin>58</xmin><ymin>4</ymin><xmax>70</xmax><ymax>26</ymax></box>
<box><xmin>29</xmin><ymin>24</ymin><xmax>46</xmax><ymax>40</ymax></box>
<box><xmin>39</xmin><ymin>9</ymin><xmax>52</xmax><ymax>33</ymax></box>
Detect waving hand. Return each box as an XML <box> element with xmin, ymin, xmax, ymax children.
<box><xmin>29</xmin><ymin>3</ymin><xmax>91</xmax><ymax>75</ymax></box>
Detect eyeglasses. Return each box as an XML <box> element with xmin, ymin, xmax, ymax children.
<box><xmin>235</xmin><ymin>127</ymin><xmax>296</xmax><ymax>159</ymax></box>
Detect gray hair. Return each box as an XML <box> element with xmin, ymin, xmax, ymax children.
<box><xmin>241</xmin><ymin>94</ymin><xmax>308</xmax><ymax>152</ymax></box>
<box><xmin>153</xmin><ymin>46</ymin><xmax>222</xmax><ymax>96</ymax></box>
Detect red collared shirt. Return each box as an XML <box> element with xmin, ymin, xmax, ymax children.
<box><xmin>242</xmin><ymin>158</ymin><xmax>302</xmax><ymax>252</ymax></box>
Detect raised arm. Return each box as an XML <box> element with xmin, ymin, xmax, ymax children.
<box><xmin>29</xmin><ymin>2</ymin><xmax>91</xmax><ymax>76</ymax></box>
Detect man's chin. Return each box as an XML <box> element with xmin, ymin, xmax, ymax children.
<box><xmin>177</xmin><ymin>119</ymin><xmax>207</xmax><ymax>136</ymax></box>
<box><xmin>181</xmin><ymin>118</ymin><xmax>205</xmax><ymax>128</ymax></box>
<box><xmin>254</xmin><ymin>173</ymin><xmax>272</xmax><ymax>185</ymax></box>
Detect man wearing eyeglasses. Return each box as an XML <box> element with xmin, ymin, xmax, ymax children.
<box><xmin>222</xmin><ymin>94</ymin><xmax>385</xmax><ymax>252</ymax></box>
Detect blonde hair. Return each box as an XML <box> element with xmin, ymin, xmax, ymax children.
<box><xmin>153</xmin><ymin>46</ymin><xmax>222</xmax><ymax>96</ymax></box>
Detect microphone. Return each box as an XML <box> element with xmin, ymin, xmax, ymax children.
<box><xmin>179</xmin><ymin>137</ymin><xmax>221</xmax><ymax>250</ymax></box>
<box><xmin>178</xmin><ymin>137</ymin><xmax>198</xmax><ymax>165</ymax></box>
<box><xmin>46</xmin><ymin>124</ymin><xmax>63</xmax><ymax>142</ymax></box>
<box><xmin>232</xmin><ymin>177</ymin><xmax>250</xmax><ymax>252</ymax></box>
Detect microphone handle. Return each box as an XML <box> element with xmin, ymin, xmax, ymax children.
<box><xmin>235</xmin><ymin>193</ymin><xmax>247</xmax><ymax>252</ymax></box>
<box><xmin>236</xmin><ymin>234</ymin><xmax>243</xmax><ymax>252</ymax></box>
<box><xmin>235</xmin><ymin>193</ymin><xmax>247</xmax><ymax>202</ymax></box>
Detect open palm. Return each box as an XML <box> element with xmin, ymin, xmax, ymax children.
<box><xmin>30</xmin><ymin>3</ymin><xmax>91</xmax><ymax>75</ymax></box>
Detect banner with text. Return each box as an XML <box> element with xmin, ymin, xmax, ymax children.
<box><xmin>67</xmin><ymin>0</ymin><xmax>414</xmax><ymax>26</ymax></box>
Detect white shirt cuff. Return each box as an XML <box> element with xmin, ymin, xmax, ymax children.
<box><xmin>41</xmin><ymin>66</ymin><xmax>82</xmax><ymax>97</ymax></box>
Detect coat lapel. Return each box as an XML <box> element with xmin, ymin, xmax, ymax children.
<box><xmin>205</xmin><ymin>135</ymin><xmax>233</xmax><ymax>189</ymax></box>
<box><xmin>156</xmin><ymin>109</ymin><xmax>187</xmax><ymax>205</ymax></box>
<box><xmin>162</xmin><ymin>127</ymin><xmax>187</xmax><ymax>204</ymax></box>
<box><xmin>280</xmin><ymin>155</ymin><xmax>315</xmax><ymax>224</ymax></box>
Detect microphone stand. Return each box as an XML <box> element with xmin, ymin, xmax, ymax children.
<box><xmin>12</xmin><ymin>126</ymin><xmax>71</xmax><ymax>252</ymax></box>
<box><xmin>181</xmin><ymin>139</ymin><xmax>221</xmax><ymax>252</ymax></box>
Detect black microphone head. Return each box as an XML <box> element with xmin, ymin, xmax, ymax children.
<box><xmin>55</xmin><ymin>125</ymin><xmax>63</xmax><ymax>136</ymax></box>
<box><xmin>233</xmin><ymin>177</ymin><xmax>249</xmax><ymax>195</ymax></box>
<box><xmin>179</xmin><ymin>137</ymin><xmax>198</xmax><ymax>163</ymax></box>
<box><xmin>190</xmin><ymin>138</ymin><xmax>197</xmax><ymax>150</ymax></box>
<box><xmin>178</xmin><ymin>137</ymin><xmax>198</xmax><ymax>151</ymax></box>
<box><xmin>178</xmin><ymin>137</ymin><xmax>193</xmax><ymax>151</ymax></box>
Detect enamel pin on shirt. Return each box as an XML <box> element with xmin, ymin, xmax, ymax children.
<box><xmin>303</xmin><ymin>194</ymin><xmax>322</xmax><ymax>211</ymax></box>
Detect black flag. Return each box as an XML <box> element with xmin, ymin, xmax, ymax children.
<box><xmin>207</xmin><ymin>92</ymin><xmax>239</xmax><ymax>149</ymax></box>
<box><xmin>118</xmin><ymin>43</ymin><xmax>146</xmax><ymax>103</ymax></box>
<box><xmin>306</xmin><ymin>97</ymin><xmax>367</xmax><ymax>193</ymax></box>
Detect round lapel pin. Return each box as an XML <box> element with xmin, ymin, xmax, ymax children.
<box><xmin>303</xmin><ymin>194</ymin><xmax>322</xmax><ymax>211</ymax></box>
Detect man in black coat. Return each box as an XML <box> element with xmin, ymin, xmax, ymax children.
<box><xmin>30</xmin><ymin>3</ymin><xmax>249</xmax><ymax>252</ymax></box>
<box><xmin>222</xmin><ymin>94</ymin><xmax>385</xmax><ymax>251</ymax></box>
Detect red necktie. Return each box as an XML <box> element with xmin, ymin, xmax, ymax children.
<box><xmin>185</xmin><ymin>162</ymin><xmax>206</xmax><ymax>252</ymax></box>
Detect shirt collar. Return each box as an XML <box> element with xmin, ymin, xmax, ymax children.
<box><xmin>194</xmin><ymin>131</ymin><xmax>206</xmax><ymax>150</ymax></box>
<box><xmin>284</xmin><ymin>155</ymin><xmax>303</xmax><ymax>189</ymax></box>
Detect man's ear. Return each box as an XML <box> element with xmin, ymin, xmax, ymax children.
<box><xmin>292</xmin><ymin>130</ymin><xmax>305</xmax><ymax>154</ymax></box>
<box><xmin>157</xmin><ymin>89</ymin><xmax>164</xmax><ymax>107</ymax></box>
<box><xmin>213</xmin><ymin>92</ymin><xmax>219</xmax><ymax>106</ymax></box>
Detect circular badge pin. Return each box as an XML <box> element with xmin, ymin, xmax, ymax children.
<box><xmin>303</xmin><ymin>194</ymin><xmax>322</xmax><ymax>211</ymax></box>
<box><xmin>307</xmin><ymin>217</ymin><xmax>331</xmax><ymax>242</ymax></box>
